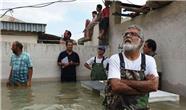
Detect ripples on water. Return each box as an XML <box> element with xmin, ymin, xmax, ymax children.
<box><xmin>2</xmin><ymin>82</ymin><xmax>104</xmax><ymax>110</ymax></box>
<box><xmin>1</xmin><ymin>81</ymin><xmax>186</xmax><ymax>110</ymax></box>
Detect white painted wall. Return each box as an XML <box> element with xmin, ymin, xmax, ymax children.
<box><xmin>109</xmin><ymin>1</ymin><xmax>186</xmax><ymax>96</ymax></box>
<box><xmin>0</xmin><ymin>42</ymin><xmax>110</xmax><ymax>81</ymax></box>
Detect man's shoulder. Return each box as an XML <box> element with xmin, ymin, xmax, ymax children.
<box><xmin>72</xmin><ymin>51</ymin><xmax>79</xmax><ymax>56</ymax></box>
<box><xmin>110</xmin><ymin>53</ymin><xmax>120</xmax><ymax>61</ymax></box>
<box><xmin>153</xmin><ymin>54</ymin><xmax>161</xmax><ymax>60</ymax></box>
<box><xmin>144</xmin><ymin>54</ymin><xmax>156</xmax><ymax>64</ymax></box>
<box><xmin>22</xmin><ymin>52</ymin><xmax>31</xmax><ymax>57</ymax></box>
<box><xmin>22</xmin><ymin>51</ymin><xmax>29</xmax><ymax>55</ymax></box>
<box><xmin>144</xmin><ymin>54</ymin><xmax>155</xmax><ymax>60</ymax></box>
<box><xmin>90</xmin><ymin>56</ymin><xmax>95</xmax><ymax>59</ymax></box>
<box><xmin>59</xmin><ymin>51</ymin><xmax>67</xmax><ymax>56</ymax></box>
<box><xmin>111</xmin><ymin>53</ymin><xmax>119</xmax><ymax>58</ymax></box>
<box><xmin>104</xmin><ymin>56</ymin><xmax>109</xmax><ymax>59</ymax></box>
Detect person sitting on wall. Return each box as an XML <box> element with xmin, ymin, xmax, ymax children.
<box><xmin>98</xmin><ymin>0</ymin><xmax>111</xmax><ymax>40</ymax></box>
<box><xmin>7</xmin><ymin>41</ymin><xmax>33</xmax><ymax>87</ymax></box>
<box><xmin>59</xmin><ymin>30</ymin><xmax>77</xmax><ymax>45</ymax></box>
<box><xmin>84</xmin><ymin>46</ymin><xmax>109</xmax><ymax>80</ymax></box>
<box><xmin>83</xmin><ymin>4</ymin><xmax>103</xmax><ymax>42</ymax></box>
<box><xmin>83</xmin><ymin>11</ymin><xmax>98</xmax><ymax>41</ymax></box>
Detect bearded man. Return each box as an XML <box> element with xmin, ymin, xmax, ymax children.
<box><xmin>104</xmin><ymin>25</ymin><xmax>159</xmax><ymax>110</ymax></box>
<box><xmin>7</xmin><ymin>41</ymin><xmax>33</xmax><ymax>87</ymax></box>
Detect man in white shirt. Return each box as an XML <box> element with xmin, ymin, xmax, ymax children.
<box><xmin>104</xmin><ymin>25</ymin><xmax>159</xmax><ymax>110</ymax></box>
<box><xmin>84</xmin><ymin>46</ymin><xmax>109</xmax><ymax>80</ymax></box>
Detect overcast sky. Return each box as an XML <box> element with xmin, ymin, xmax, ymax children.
<box><xmin>0</xmin><ymin>0</ymin><xmax>146</xmax><ymax>40</ymax></box>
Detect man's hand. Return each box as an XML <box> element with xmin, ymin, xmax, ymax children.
<box><xmin>69</xmin><ymin>61</ymin><xmax>74</xmax><ymax>65</ymax></box>
<box><xmin>146</xmin><ymin>74</ymin><xmax>156</xmax><ymax>80</ymax></box>
<box><xmin>62</xmin><ymin>63</ymin><xmax>70</xmax><ymax>68</ymax></box>
<box><xmin>6</xmin><ymin>81</ymin><xmax>11</xmax><ymax>87</ymax></box>
<box><xmin>27</xmin><ymin>81</ymin><xmax>32</xmax><ymax>87</ymax></box>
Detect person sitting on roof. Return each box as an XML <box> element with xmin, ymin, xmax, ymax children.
<box><xmin>83</xmin><ymin>4</ymin><xmax>103</xmax><ymax>42</ymax></box>
<box><xmin>98</xmin><ymin>0</ymin><xmax>111</xmax><ymax>40</ymax></box>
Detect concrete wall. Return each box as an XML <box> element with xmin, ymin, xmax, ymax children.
<box><xmin>0</xmin><ymin>42</ymin><xmax>110</xmax><ymax>81</ymax></box>
<box><xmin>109</xmin><ymin>1</ymin><xmax>186</xmax><ymax>96</ymax></box>
<box><xmin>1</xmin><ymin>31</ymin><xmax>38</xmax><ymax>43</ymax></box>
<box><xmin>84</xmin><ymin>24</ymin><xmax>99</xmax><ymax>46</ymax></box>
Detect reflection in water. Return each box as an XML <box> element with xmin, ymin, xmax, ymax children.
<box><xmin>2</xmin><ymin>82</ymin><xmax>104</xmax><ymax>110</ymax></box>
<box><xmin>56</xmin><ymin>83</ymin><xmax>80</xmax><ymax>104</ymax></box>
<box><xmin>55</xmin><ymin>82</ymin><xmax>104</xmax><ymax>109</ymax></box>
<box><xmin>1</xmin><ymin>82</ymin><xmax>186</xmax><ymax>110</ymax></box>
<box><xmin>7</xmin><ymin>87</ymin><xmax>34</xmax><ymax>110</ymax></box>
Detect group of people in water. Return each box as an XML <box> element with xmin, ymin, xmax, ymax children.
<box><xmin>7</xmin><ymin>24</ymin><xmax>160</xmax><ymax>110</ymax></box>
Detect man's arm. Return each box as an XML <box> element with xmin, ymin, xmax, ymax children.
<box><xmin>72</xmin><ymin>53</ymin><xmax>80</xmax><ymax>66</ymax></box>
<box><xmin>27</xmin><ymin>67</ymin><xmax>33</xmax><ymax>87</ymax></box>
<box><xmin>8</xmin><ymin>56</ymin><xmax>13</xmax><ymax>84</ymax></box>
<box><xmin>7</xmin><ymin>68</ymin><xmax>13</xmax><ymax>85</ymax></box>
<box><xmin>57</xmin><ymin>53</ymin><xmax>68</xmax><ymax>68</ymax></box>
<box><xmin>9</xmin><ymin>68</ymin><xmax>12</xmax><ymax>80</ymax></box>
<box><xmin>58</xmin><ymin>62</ymin><xmax>70</xmax><ymax>68</ymax></box>
<box><xmin>84</xmin><ymin>63</ymin><xmax>91</xmax><ymax>70</ymax></box>
<box><xmin>57</xmin><ymin>62</ymin><xmax>62</xmax><ymax>66</ymax></box>
<box><xmin>69</xmin><ymin>61</ymin><xmax>79</xmax><ymax>66</ymax></box>
<box><xmin>57</xmin><ymin>60</ymin><xmax>70</xmax><ymax>67</ymax></box>
<box><xmin>121</xmin><ymin>74</ymin><xmax>159</xmax><ymax>92</ymax></box>
<box><xmin>110</xmin><ymin>78</ymin><xmax>145</xmax><ymax>95</ymax></box>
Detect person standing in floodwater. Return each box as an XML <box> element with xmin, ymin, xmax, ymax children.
<box><xmin>143</xmin><ymin>39</ymin><xmax>162</xmax><ymax>89</ymax></box>
<box><xmin>57</xmin><ymin>40</ymin><xmax>80</xmax><ymax>82</ymax></box>
<box><xmin>84</xmin><ymin>46</ymin><xmax>109</xmax><ymax>80</ymax></box>
<box><xmin>7</xmin><ymin>41</ymin><xmax>33</xmax><ymax>87</ymax></box>
<box><xmin>104</xmin><ymin>25</ymin><xmax>159</xmax><ymax>110</ymax></box>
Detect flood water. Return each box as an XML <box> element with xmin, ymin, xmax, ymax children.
<box><xmin>1</xmin><ymin>81</ymin><xmax>186</xmax><ymax>110</ymax></box>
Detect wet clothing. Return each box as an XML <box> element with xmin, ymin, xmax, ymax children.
<box><xmin>10</xmin><ymin>52</ymin><xmax>33</xmax><ymax>84</ymax></box>
<box><xmin>58</xmin><ymin>51</ymin><xmax>80</xmax><ymax>82</ymax></box>
<box><xmin>104</xmin><ymin>53</ymin><xmax>158</xmax><ymax>110</ymax></box>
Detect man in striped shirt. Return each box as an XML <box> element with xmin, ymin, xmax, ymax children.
<box><xmin>7</xmin><ymin>41</ymin><xmax>33</xmax><ymax>87</ymax></box>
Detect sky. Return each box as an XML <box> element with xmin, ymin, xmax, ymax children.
<box><xmin>0</xmin><ymin>0</ymin><xmax>146</xmax><ymax>40</ymax></box>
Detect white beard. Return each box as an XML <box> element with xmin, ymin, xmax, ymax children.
<box><xmin>123</xmin><ymin>41</ymin><xmax>141</xmax><ymax>52</ymax></box>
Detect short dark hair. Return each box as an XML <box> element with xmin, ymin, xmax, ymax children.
<box><xmin>97</xmin><ymin>4</ymin><xmax>102</xmax><ymax>10</ymax></box>
<box><xmin>92</xmin><ymin>11</ymin><xmax>97</xmax><ymax>15</ymax></box>
<box><xmin>145</xmin><ymin>39</ymin><xmax>157</xmax><ymax>52</ymax></box>
<box><xmin>15</xmin><ymin>41</ymin><xmax>23</xmax><ymax>50</ymax></box>
<box><xmin>65</xmin><ymin>40</ymin><xmax>74</xmax><ymax>46</ymax></box>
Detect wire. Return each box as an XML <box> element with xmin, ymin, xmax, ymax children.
<box><xmin>0</xmin><ymin>0</ymin><xmax>77</xmax><ymax>10</ymax></box>
<box><xmin>0</xmin><ymin>0</ymin><xmax>77</xmax><ymax>18</ymax></box>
